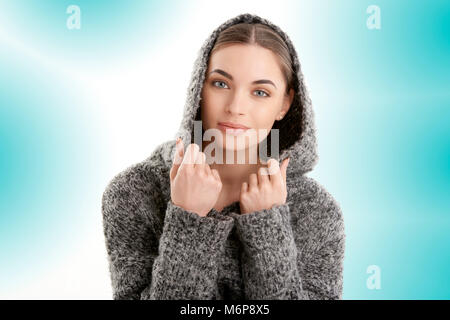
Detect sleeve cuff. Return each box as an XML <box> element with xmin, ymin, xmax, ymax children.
<box><xmin>164</xmin><ymin>200</ymin><xmax>235</xmax><ymax>255</ymax></box>
<box><xmin>229</xmin><ymin>203</ymin><xmax>293</xmax><ymax>253</ymax></box>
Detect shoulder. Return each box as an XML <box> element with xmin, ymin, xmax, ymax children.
<box><xmin>101</xmin><ymin>139</ymin><xmax>175</xmax><ymax>218</ymax></box>
<box><xmin>287</xmin><ymin>175</ymin><xmax>345</xmax><ymax>239</ymax></box>
<box><xmin>289</xmin><ymin>176</ymin><xmax>342</xmax><ymax>210</ymax></box>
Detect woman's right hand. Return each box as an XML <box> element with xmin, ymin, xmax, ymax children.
<box><xmin>170</xmin><ymin>138</ymin><xmax>222</xmax><ymax>217</ymax></box>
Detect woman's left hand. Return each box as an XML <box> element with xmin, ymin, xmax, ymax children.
<box><xmin>239</xmin><ymin>158</ymin><xmax>290</xmax><ymax>215</ymax></box>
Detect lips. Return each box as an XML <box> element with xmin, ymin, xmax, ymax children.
<box><xmin>218</xmin><ymin>122</ymin><xmax>249</xmax><ymax>129</ymax></box>
<box><xmin>217</xmin><ymin>122</ymin><xmax>250</xmax><ymax>136</ymax></box>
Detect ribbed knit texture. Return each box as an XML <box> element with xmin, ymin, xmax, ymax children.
<box><xmin>101</xmin><ymin>13</ymin><xmax>345</xmax><ymax>300</ymax></box>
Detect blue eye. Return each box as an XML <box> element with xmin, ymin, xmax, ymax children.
<box><xmin>212</xmin><ymin>81</ymin><xmax>270</xmax><ymax>98</ymax></box>
<box><xmin>212</xmin><ymin>80</ymin><xmax>229</xmax><ymax>89</ymax></box>
<box><xmin>254</xmin><ymin>90</ymin><xmax>269</xmax><ymax>98</ymax></box>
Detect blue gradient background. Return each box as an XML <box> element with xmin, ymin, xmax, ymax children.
<box><xmin>0</xmin><ymin>1</ymin><xmax>448</xmax><ymax>299</ymax></box>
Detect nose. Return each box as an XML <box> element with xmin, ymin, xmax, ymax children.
<box><xmin>225</xmin><ymin>89</ymin><xmax>246</xmax><ymax>116</ymax></box>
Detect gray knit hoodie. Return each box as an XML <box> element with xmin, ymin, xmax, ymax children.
<box><xmin>101</xmin><ymin>13</ymin><xmax>345</xmax><ymax>300</ymax></box>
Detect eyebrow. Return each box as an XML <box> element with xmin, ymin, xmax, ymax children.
<box><xmin>208</xmin><ymin>68</ymin><xmax>277</xmax><ymax>89</ymax></box>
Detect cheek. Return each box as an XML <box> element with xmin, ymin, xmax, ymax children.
<box><xmin>251</xmin><ymin>109</ymin><xmax>278</xmax><ymax>142</ymax></box>
<box><xmin>201</xmin><ymin>96</ymin><xmax>222</xmax><ymax>129</ymax></box>
<box><xmin>253</xmin><ymin>110</ymin><xmax>276</xmax><ymax>130</ymax></box>
<box><xmin>202</xmin><ymin>91</ymin><xmax>224</xmax><ymax>115</ymax></box>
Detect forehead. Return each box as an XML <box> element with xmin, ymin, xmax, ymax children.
<box><xmin>208</xmin><ymin>44</ymin><xmax>284</xmax><ymax>82</ymax></box>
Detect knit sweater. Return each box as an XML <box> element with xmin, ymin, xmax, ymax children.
<box><xmin>101</xmin><ymin>13</ymin><xmax>346</xmax><ymax>300</ymax></box>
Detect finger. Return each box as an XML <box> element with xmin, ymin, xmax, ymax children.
<box><xmin>257</xmin><ymin>166</ymin><xmax>270</xmax><ymax>186</ymax></box>
<box><xmin>249</xmin><ymin>173</ymin><xmax>258</xmax><ymax>190</ymax></box>
<box><xmin>181</xmin><ymin>143</ymin><xmax>199</xmax><ymax>168</ymax></box>
<box><xmin>211</xmin><ymin>169</ymin><xmax>221</xmax><ymax>182</ymax></box>
<box><xmin>194</xmin><ymin>149</ymin><xmax>204</xmax><ymax>165</ymax></box>
<box><xmin>195</xmin><ymin>152</ymin><xmax>207</xmax><ymax>174</ymax></box>
<box><xmin>205</xmin><ymin>162</ymin><xmax>212</xmax><ymax>176</ymax></box>
<box><xmin>170</xmin><ymin>138</ymin><xmax>184</xmax><ymax>181</ymax></box>
<box><xmin>241</xmin><ymin>181</ymin><xmax>248</xmax><ymax>194</ymax></box>
<box><xmin>280</xmin><ymin>157</ymin><xmax>290</xmax><ymax>186</ymax></box>
<box><xmin>266</xmin><ymin>158</ymin><xmax>280</xmax><ymax>175</ymax></box>
<box><xmin>268</xmin><ymin>158</ymin><xmax>282</xmax><ymax>187</ymax></box>
<box><xmin>194</xmin><ymin>150</ymin><xmax>205</xmax><ymax>166</ymax></box>
<box><xmin>176</xmin><ymin>137</ymin><xmax>185</xmax><ymax>163</ymax></box>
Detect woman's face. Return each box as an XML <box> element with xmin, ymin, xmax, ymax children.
<box><xmin>200</xmin><ymin>43</ymin><xmax>294</xmax><ymax>156</ymax></box>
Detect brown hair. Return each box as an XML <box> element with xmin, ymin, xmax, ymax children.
<box><xmin>211</xmin><ymin>23</ymin><xmax>294</xmax><ymax>95</ymax></box>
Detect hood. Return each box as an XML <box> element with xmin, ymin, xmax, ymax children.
<box><xmin>175</xmin><ymin>13</ymin><xmax>318</xmax><ymax>175</ymax></box>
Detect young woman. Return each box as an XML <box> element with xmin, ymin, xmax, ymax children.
<box><xmin>102</xmin><ymin>13</ymin><xmax>345</xmax><ymax>300</ymax></box>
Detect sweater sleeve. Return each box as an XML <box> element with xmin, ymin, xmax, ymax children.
<box><xmin>144</xmin><ymin>201</ymin><xmax>234</xmax><ymax>299</ymax></box>
<box><xmin>102</xmin><ymin>170</ymin><xmax>234</xmax><ymax>300</ymax></box>
<box><xmin>230</xmin><ymin>193</ymin><xmax>345</xmax><ymax>300</ymax></box>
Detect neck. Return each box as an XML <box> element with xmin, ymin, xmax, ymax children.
<box><xmin>202</xmin><ymin>141</ymin><xmax>264</xmax><ymax>190</ymax></box>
